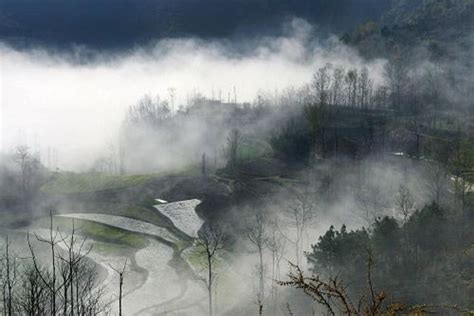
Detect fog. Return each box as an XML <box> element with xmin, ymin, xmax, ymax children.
<box><xmin>1</xmin><ymin>4</ymin><xmax>472</xmax><ymax>314</ymax></box>
<box><xmin>0</xmin><ymin>19</ymin><xmax>385</xmax><ymax>170</ymax></box>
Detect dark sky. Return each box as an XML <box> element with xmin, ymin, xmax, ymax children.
<box><xmin>0</xmin><ymin>0</ymin><xmax>392</xmax><ymax>51</ymax></box>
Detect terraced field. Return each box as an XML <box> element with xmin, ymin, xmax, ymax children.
<box><xmin>34</xmin><ymin>199</ymin><xmax>207</xmax><ymax>315</ymax></box>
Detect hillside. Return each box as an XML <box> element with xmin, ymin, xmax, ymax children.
<box><xmin>344</xmin><ymin>0</ymin><xmax>474</xmax><ymax>61</ymax></box>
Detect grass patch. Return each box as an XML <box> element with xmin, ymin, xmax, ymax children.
<box><xmin>36</xmin><ymin>216</ymin><xmax>148</xmax><ymax>250</ymax></box>
<box><xmin>41</xmin><ymin>172</ymin><xmax>153</xmax><ymax>194</ymax></box>
<box><xmin>239</xmin><ymin>138</ymin><xmax>272</xmax><ymax>161</ymax></box>
<box><xmin>183</xmin><ymin>245</ymin><xmax>207</xmax><ymax>269</ymax></box>
<box><xmin>92</xmin><ymin>241</ymin><xmax>138</xmax><ymax>255</ymax></box>
<box><xmin>259</xmin><ymin>176</ymin><xmax>300</xmax><ymax>186</ymax></box>
<box><xmin>183</xmin><ymin>245</ymin><xmax>229</xmax><ymax>271</ymax></box>
<box><xmin>41</xmin><ymin>165</ymin><xmax>202</xmax><ymax>195</ymax></box>
<box><xmin>69</xmin><ymin>202</ymin><xmax>173</xmax><ymax>229</ymax></box>
<box><xmin>0</xmin><ymin>210</ymin><xmax>38</xmax><ymax>228</ymax></box>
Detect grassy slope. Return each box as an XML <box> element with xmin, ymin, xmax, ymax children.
<box><xmin>41</xmin><ymin>172</ymin><xmax>154</xmax><ymax>194</ymax></box>
<box><xmin>40</xmin><ymin>169</ymin><xmax>203</xmax><ymax>245</ymax></box>
<box><xmin>40</xmin><ymin>163</ymin><xmax>203</xmax><ymax>194</ymax></box>
<box><xmin>36</xmin><ymin>216</ymin><xmax>149</xmax><ymax>250</ymax></box>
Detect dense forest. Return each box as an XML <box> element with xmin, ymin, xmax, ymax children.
<box><xmin>0</xmin><ymin>0</ymin><xmax>473</xmax><ymax>315</ymax></box>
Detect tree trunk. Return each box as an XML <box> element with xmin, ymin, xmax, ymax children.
<box><xmin>258</xmin><ymin>246</ymin><xmax>264</xmax><ymax>301</ymax></box>
<box><xmin>207</xmin><ymin>254</ymin><xmax>213</xmax><ymax>316</ymax></box>
<box><xmin>5</xmin><ymin>237</ymin><xmax>12</xmax><ymax>316</ymax></box>
<box><xmin>119</xmin><ymin>273</ymin><xmax>123</xmax><ymax>316</ymax></box>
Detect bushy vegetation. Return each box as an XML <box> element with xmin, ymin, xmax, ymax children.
<box><xmin>307</xmin><ymin>203</ymin><xmax>474</xmax><ymax>308</ymax></box>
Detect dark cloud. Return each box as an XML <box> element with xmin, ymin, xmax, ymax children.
<box><xmin>0</xmin><ymin>0</ymin><xmax>391</xmax><ymax>52</ymax></box>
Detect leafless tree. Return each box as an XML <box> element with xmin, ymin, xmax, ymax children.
<box><xmin>202</xmin><ymin>152</ymin><xmax>207</xmax><ymax>176</ymax></box>
<box><xmin>449</xmin><ymin>139</ymin><xmax>474</xmax><ymax>213</ymax></box>
<box><xmin>307</xmin><ymin>64</ymin><xmax>332</xmax><ymax>157</ymax></box>
<box><xmin>126</xmin><ymin>94</ymin><xmax>170</xmax><ymax>127</ymax></box>
<box><xmin>331</xmin><ymin>66</ymin><xmax>345</xmax><ymax>106</ymax></box>
<box><xmin>14</xmin><ymin>145</ymin><xmax>30</xmax><ymax>196</ymax></box>
<box><xmin>312</xmin><ymin>64</ymin><xmax>331</xmax><ymax>107</ymax></box>
<box><xmin>27</xmin><ymin>211</ymin><xmax>62</xmax><ymax>316</ymax></box>
<box><xmin>27</xmin><ymin>212</ymin><xmax>101</xmax><ymax>315</ymax></box>
<box><xmin>279</xmin><ymin>262</ymin><xmax>357</xmax><ymax>315</ymax></box>
<box><xmin>357</xmin><ymin>67</ymin><xmax>372</xmax><ymax>109</ymax></box>
<box><xmin>0</xmin><ymin>236</ymin><xmax>18</xmax><ymax>316</ymax></box>
<box><xmin>426</xmin><ymin>161</ymin><xmax>446</xmax><ymax>205</ymax></box>
<box><xmin>357</xmin><ymin>182</ymin><xmax>386</xmax><ymax>226</ymax></box>
<box><xmin>14</xmin><ymin>262</ymin><xmax>50</xmax><ymax>315</ymax></box>
<box><xmin>118</xmin><ymin>131</ymin><xmax>127</xmax><ymax>176</ymax></box>
<box><xmin>13</xmin><ymin>145</ymin><xmax>39</xmax><ymax>208</ymax></box>
<box><xmin>395</xmin><ymin>185</ymin><xmax>414</xmax><ymax>265</ymax></box>
<box><xmin>167</xmin><ymin>87</ymin><xmax>176</xmax><ymax>114</ymax></box>
<box><xmin>422</xmin><ymin>65</ymin><xmax>444</xmax><ymax>128</ymax></box>
<box><xmin>282</xmin><ymin>191</ymin><xmax>316</xmax><ymax>267</ymax></box>
<box><xmin>109</xmin><ymin>259</ymin><xmax>127</xmax><ymax>316</ymax></box>
<box><xmin>196</xmin><ymin>223</ymin><xmax>230</xmax><ymax>316</ymax></box>
<box><xmin>2</xmin><ymin>215</ymin><xmax>106</xmax><ymax>315</ymax></box>
<box><xmin>279</xmin><ymin>254</ymin><xmax>470</xmax><ymax>316</ymax></box>
<box><xmin>268</xmin><ymin>219</ymin><xmax>286</xmax><ymax>312</ymax></box>
<box><xmin>56</xmin><ymin>220</ymin><xmax>94</xmax><ymax>316</ymax></box>
<box><xmin>345</xmin><ymin>69</ymin><xmax>358</xmax><ymax>108</ymax></box>
<box><xmin>372</xmin><ymin>86</ymin><xmax>389</xmax><ymax>109</ymax></box>
<box><xmin>224</xmin><ymin>129</ymin><xmax>241</xmax><ymax>174</ymax></box>
<box><xmin>396</xmin><ymin>185</ymin><xmax>414</xmax><ymax>226</ymax></box>
<box><xmin>246</xmin><ymin>210</ymin><xmax>269</xmax><ymax>302</ymax></box>
<box><xmin>384</xmin><ymin>57</ymin><xmax>409</xmax><ymax>113</ymax></box>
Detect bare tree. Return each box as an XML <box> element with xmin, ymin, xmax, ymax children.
<box><xmin>14</xmin><ymin>145</ymin><xmax>30</xmax><ymax>197</ymax></box>
<box><xmin>224</xmin><ymin>129</ymin><xmax>241</xmax><ymax>174</ymax></box>
<box><xmin>357</xmin><ymin>182</ymin><xmax>386</xmax><ymax>226</ymax></box>
<box><xmin>268</xmin><ymin>219</ymin><xmax>286</xmax><ymax>312</ymax></box>
<box><xmin>196</xmin><ymin>223</ymin><xmax>230</xmax><ymax>316</ymax></box>
<box><xmin>396</xmin><ymin>185</ymin><xmax>414</xmax><ymax>225</ymax></box>
<box><xmin>246</xmin><ymin>210</ymin><xmax>269</xmax><ymax>302</ymax></box>
<box><xmin>307</xmin><ymin>64</ymin><xmax>332</xmax><ymax>158</ymax></box>
<box><xmin>331</xmin><ymin>66</ymin><xmax>345</xmax><ymax>106</ymax></box>
<box><xmin>15</xmin><ymin>263</ymin><xmax>50</xmax><ymax>315</ymax></box>
<box><xmin>279</xmin><ymin>257</ymin><xmax>470</xmax><ymax>316</ymax></box>
<box><xmin>384</xmin><ymin>57</ymin><xmax>409</xmax><ymax>113</ymax></box>
<box><xmin>13</xmin><ymin>145</ymin><xmax>39</xmax><ymax>209</ymax></box>
<box><xmin>1</xmin><ymin>236</ymin><xmax>18</xmax><ymax>316</ymax></box>
<box><xmin>27</xmin><ymin>211</ymin><xmax>63</xmax><ymax>316</ymax></box>
<box><xmin>202</xmin><ymin>152</ymin><xmax>206</xmax><ymax>176</ymax></box>
<box><xmin>422</xmin><ymin>65</ymin><xmax>444</xmax><ymax>128</ymax></box>
<box><xmin>345</xmin><ymin>69</ymin><xmax>358</xmax><ymax>108</ymax></box>
<box><xmin>279</xmin><ymin>262</ymin><xmax>357</xmax><ymax>315</ymax></box>
<box><xmin>109</xmin><ymin>259</ymin><xmax>127</xmax><ymax>316</ymax></box>
<box><xmin>449</xmin><ymin>139</ymin><xmax>474</xmax><ymax>213</ymax></box>
<box><xmin>75</xmin><ymin>261</ymin><xmax>108</xmax><ymax>316</ymax></box>
<box><xmin>56</xmin><ymin>220</ymin><xmax>93</xmax><ymax>316</ymax></box>
<box><xmin>118</xmin><ymin>130</ymin><xmax>127</xmax><ymax>176</ymax></box>
<box><xmin>426</xmin><ymin>161</ymin><xmax>446</xmax><ymax>205</ymax></box>
<box><xmin>167</xmin><ymin>87</ymin><xmax>176</xmax><ymax>114</ymax></box>
<box><xmin>2</xmin><ymin>215</ymin><xmax>106</xmax><ymax>316</ymax></box>
<box><xmin>357</xmin><ymin>67</ymin><xmax>372</xmax><ymax>109</ymax></box>
<box><xmin>282</xmin><ymin>191</ymin><xmax>316</xmax><ymax>267</ymax></box>
<box><xmin>395</xmin><ymin>185</ymin><xmax>414</xmax><ymax>265</ymax></box>
<box><xmin>126</xmin><ymin>94</ymin><xmax>170</xmax><ymax>127</ymax></box>
<box><xmin>312</xmin><ymin>64</ymin><xmax>331</xmax><ymax>107</ymax></box>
